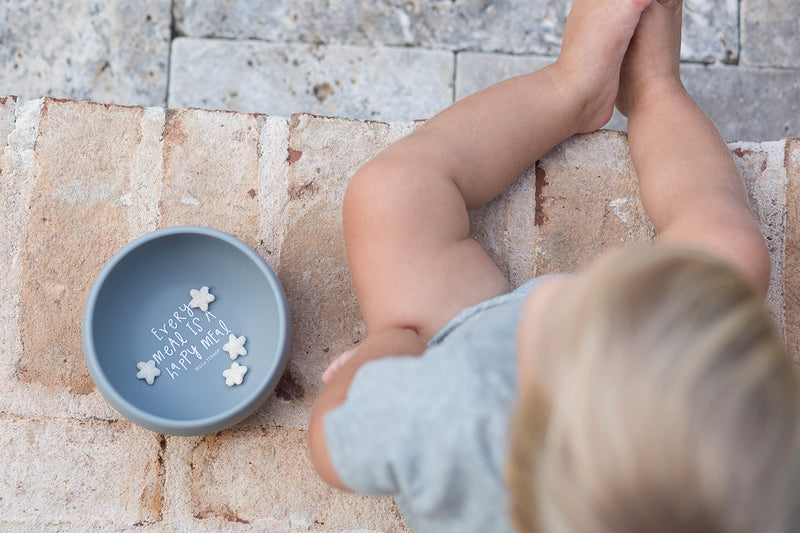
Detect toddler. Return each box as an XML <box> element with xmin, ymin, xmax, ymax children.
<box><xmin>309</xmin><ymin>0</ymin><xmax>800</xmax><ymax>531</ymax></box>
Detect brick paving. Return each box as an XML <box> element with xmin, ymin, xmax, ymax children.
<box><xmin>1</xmin><ymin>1</ymin><xmax>799</xmax><ymax>530</ymax></box>
<box><xmin>1</xmin><ymin>95</ymin><xmax>797</xmax><ymax>529</ymax></box>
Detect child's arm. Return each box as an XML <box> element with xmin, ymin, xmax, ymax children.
<box><xmin>344</xmin><ymin>64</ymin><xmax>595</xmax><ymax>342</ymax></box>
<box><xmin>309</xmin><ymin>328</ymin><xmax>427</xmax><ymax>489</ymax></box>
<box><xmin>619</xmin><ymin>0</ymin><xmax>770</xmax><ymax>296</ymax></box>
<box><xmin>629</xmin><ymin>84</ymin><xmax>770</xmax><ymax>296</ymax></box>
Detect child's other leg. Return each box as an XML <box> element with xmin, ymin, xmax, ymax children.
<box><xmin>347</xmin><ymin>0</ymin><xmax>652</xmax><ymax>341</ymax></box>
<box><xmin>617</xmin><ymin>0</ymin><xmax>770</xmax><ymax>293</ymax></box>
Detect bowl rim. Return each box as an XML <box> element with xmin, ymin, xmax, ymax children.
<box><xmin>82</xmin><ymin>225</ymin><xmax>290</xmax><ymax>435</ymax></box>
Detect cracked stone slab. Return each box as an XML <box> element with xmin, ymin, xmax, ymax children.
<box><xmin>17</xmin><ymin>99</ymin><xmax>163</xmax><ymax>395</ymax></box>
<box><xmin>189</xmin><ymin>426</ymin><xmax>408</xmax><ymax>530</ymax></box>
<box><xmin>169</xmin><ymin>38</ymin><xmax>454</xmax><ymax>122</ymax></box>
<box><xmin>173</xmin><ymin>0</ymin><xmax>736</xmax><ymax>62</ymax></box>
<box><xmin>0</xmin><ymin>1</ymin><xmax>170</xmax><ymax>106</ymax></box>
<box><xmin>0</xmin><ymin>415</ymin><xmax>163</xmax><ymax>528</ymax></box>
<box><xmin>785</xmin><ymin>138</ymin><xmax>800</xmax><ymax>364</ymax></box>
<box><xmin>741</xmin><ymin>0</ymin><xmax>800</xmax><ymax>68</ymax></box>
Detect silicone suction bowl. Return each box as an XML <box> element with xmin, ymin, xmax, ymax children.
<box><xmin>82</xmin><ymin>226</ymin><xmax>290</xmax><ymax>435</ymax></box>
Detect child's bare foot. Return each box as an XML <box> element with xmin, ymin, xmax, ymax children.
<box><xmin>551</xmin><ymin>0</ymin><xmax>652</xmax><ymax>133</ymax></box>
<box><xmin>616</xmin><ymin>0</ymin><xmax>684</xmax><ymax>117</ymax></box>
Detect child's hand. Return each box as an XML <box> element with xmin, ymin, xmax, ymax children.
<box><xmin>321</xmin><ymin>347</ymin><xmax>358</xmax><ymax>384</ymax></box>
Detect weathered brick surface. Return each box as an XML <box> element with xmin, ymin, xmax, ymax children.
<box><xmin>159</xmin><ymin>108</ymin><xmax>260</xmax><ymax>249</ymax></box>
<box><xmin>1</xmin><ymin>97</ymin><xmax>797</xmax><ymax>531</ymax></box>
<box><xmin>785</xmin><ymin>138</ymin><xmax>800</xmax><ymax>363</ymax></box>
<box><xmin>17</xmin><ymin>99</ymin><xmax>162</xmax><ymax>394</ymax></box>
<box><xmin>168</xmin><ymin>39</ymin><xmax>454</xmax><ymax>122</ymax></box>
<box><xmin>249</xmin><ymin>114</ymin><xmax>416</xmax><ymax>430</ymax></box>
<box><xmin>0</xmin><ymin>415</ymin><xmax>163</xmax><ymax>527</ymax></box>
<box><xmin>0</xmin><ymin>1</ymin><xmax>170</xmax><ymax>106</ymax></box>
<box><xmin>256</xmin><ymin>114</ymin><xmax>291</xmax><ymax>271</ymax></box>
<box><xmin>529</xmin><ymin>131</ymin><xmax>657</xmax><ymax>275</ymax></box>
<box><xmin>0</xmin><ymin>98</ymin><xmax>40</xmax><ymax>395</ymax></box>
<box><xmin>189</xmin><ymin>426</ymin><xmax>407</xmax><ymax>530</ymax></box>
<box><xmin>741</xmin><ymin>0</ymin><xmax>800</xmax><ymax>68</ymax></box>
<box><xmin>729</xmin><ymin>141</ymin><xmax>788</xmax><ymax>336</ymax></box>
<box><xmin>173</xmin><ymin>0</ymin><xmax>736</xmax><ymax>63</ymax></box>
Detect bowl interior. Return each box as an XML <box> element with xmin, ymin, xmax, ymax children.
<box><xmin>90</xmin><ymin>231</ymin><xmax>285</xmax><ymax>425</ymax></box>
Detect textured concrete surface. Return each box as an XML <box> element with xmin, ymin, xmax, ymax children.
<box><xmin>168</xmin><ymin>39</ymin><xmax>454</xmax><ymax>121</ymax></box>
<box><xmin>0</xmin><ymin>1</ymin><xmax>170</xmax><ymax>106</ymax></box>
<box><xmin>0</xmin><ymin>96</ymin><xmax>796</xmax><ymax>530</ymax></box>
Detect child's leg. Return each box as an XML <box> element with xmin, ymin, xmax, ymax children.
<box><xmin>346</xmin><ymin>0</ymin><xmax>652</xmax><ymax>341</ymax></box>
<box><xmin>616</xmin><ymin>0</ymin><xmax>770</xmax><ymax>293</ymax></box>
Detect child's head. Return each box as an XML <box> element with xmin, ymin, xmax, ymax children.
<box><xmin>509</xmin><ymin>244</ymin><xmax>800</xmax><ymax>533</ymax></box>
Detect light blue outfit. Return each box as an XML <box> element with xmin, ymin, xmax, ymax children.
<box><xmin>324</xmin><ymin>274</ymin><xmax>568</xmax><ymax>533</ymax></box>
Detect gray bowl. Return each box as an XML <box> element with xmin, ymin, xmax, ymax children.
<box><xmin>82</xmin><ymin>226</ymin><xmax>290</xmax><ymax>435</ymax></box>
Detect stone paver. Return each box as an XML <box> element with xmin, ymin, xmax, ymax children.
<box><xmin>17</xmin><ymin>99</ymin><xmax>163</xmax><ymax>395</ymax></box>
<box><xmin>159</xmin><ymin>108</ymin><xmax>261</xmax><ymax>249</ymax></box>
<box><xmin>169</xmin><ymin>38</ymin><xmax>454</xmax><ymax>121</ymax></box>
<box><xmin>0</xmin><ymin>415</ymin><xmax>163</xmax><ymax>528</ymax></box>
<box><xmin>0</xmin><ymin>1</ymin><xmax>170</xmax><ymax>106</ymax></box>
<box><xmin>174</xmin><ymin>0</ymin><xmax>737</xmax><ymax>63</ymax></box>
<box><xmin>741</xmin><ymin>0</ymin><xmax>800</xmax><ymax>68</ymax></box>
<box><xmin>189</xmin><ymin>426</ymin><xmax>407</xmax><ymax>530</ymax></box>
<box><xmin>458</xmin><ymin>54</ymin><xmax>800</xmax><ymax>141</ymax></box>
<box><xmin>785</xmin><ymin>138</ymin><xmax>800</xmax><ymax>364</ymax></box>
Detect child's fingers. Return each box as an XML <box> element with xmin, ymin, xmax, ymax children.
<box><xmin>321</xmin><ymin>348</ymin><xmax>358</xmax><ymax>384</ymax></box>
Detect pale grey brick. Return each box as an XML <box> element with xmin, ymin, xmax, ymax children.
<box><xmin>168</xmin><ymin>38</ymin><xmax>453</xmax><ymax>121</ymax></box>
<box><xmin>0</xmin><ymin>1</ymin><xmax>170</xmax><ymax>107</ymax></box>
<box><xmin>455</xmin><ymin>52</ymin><xmax>556</xmax><ymax>100</ymax></box>
<box><xmin>742</xmin><ymin>0</ymin><xmax>800</xmax><ymax>68</ymax></box>
<box><xmin>173</xmin><ymin>0</ymin><xmax>737</xmax><ymax>63</ymax></box>
<box><xmin>607</xmin><ymin>64</ymin><xmax>800</xmax><ymax>142</ymax></box>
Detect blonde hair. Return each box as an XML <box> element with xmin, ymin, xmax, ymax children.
<box><xmin>509</xmin><ymin>244</ymin><xmax>800</xmax><ymax>533</ymax></box>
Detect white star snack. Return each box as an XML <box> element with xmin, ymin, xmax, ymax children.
<box><xmin>136</xmin><ymin>360</ymin><xmax>161</xmax><ymax>385</ymax></box>
<box><xmin>223</xmin><ymin>362</ymin><xmax>248</xmax><ymax>386</ymax></box>
<box><xmin>188</xmin><ymin>286</ymin><xmax>215</xmax><ymax>312</ymax></box>
<box><xmin>223</xmin><ymin>333</ymin><xmax>247</xmax><ymax>360</ymax></box>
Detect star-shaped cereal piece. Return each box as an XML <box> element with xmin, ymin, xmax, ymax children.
<box><xmin>223</xmin><ymin>362</ymin><xmax>248</xmax><ymax>386</ymax></box>
<box><xmin>189</xmin><ymin>286</ymin><xmax>215</xmax><ymax>312</ymax></box>
<box><xmin>223</xmin><ymin>333</ymin><xmax>247</xmax><ymax>360</ymax></box>
<box><xmin>136</xmin><ymin>360</ymin><xmax>161</xmax><ymax>385</ymax></box>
